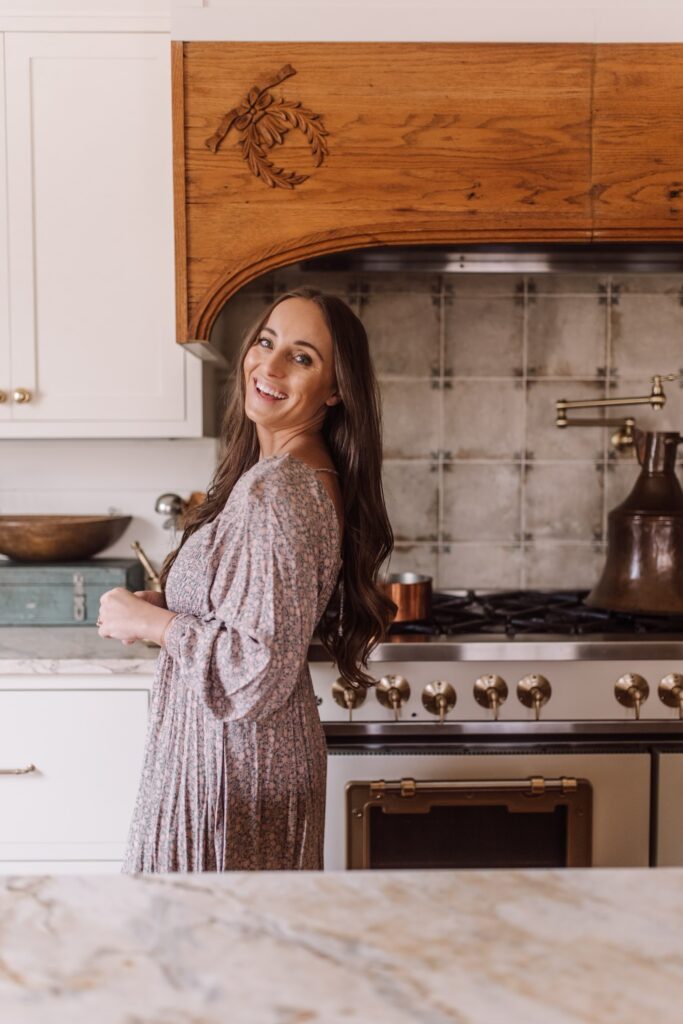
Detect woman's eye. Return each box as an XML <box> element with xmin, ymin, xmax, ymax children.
<box><xmin>294</xmin><ymin>353</ymin><xmax>312</xmax><ymax>366</ymax></box>
<box><xmin>257</xmin><ymin>336</ymin><xmax>272</xmax><ymax>348</ymax></box>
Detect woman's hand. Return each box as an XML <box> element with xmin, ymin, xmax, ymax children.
<box><xmin>97</xmin><ymin>587</ymin><xmax>176</xmax><ymax>647</ymax></box>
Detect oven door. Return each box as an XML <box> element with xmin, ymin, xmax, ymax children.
<box><xmin>324</xmin><ymin>749</ymin><xmax>650</xmax><ymax>870</ymax></box>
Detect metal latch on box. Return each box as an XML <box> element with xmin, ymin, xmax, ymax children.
<box><xmin>72</xmin><ymin>572</ymin><xmax>86</xmax><ymax>622</ymax></box>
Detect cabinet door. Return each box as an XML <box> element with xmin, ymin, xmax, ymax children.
<box><xmin>0</xmin><ymin>35</ymin><xmax>10</xmax><ymax>422</ymax></box>
<box><xmin>4</xmin><ymin>33</ymin><xmax>200</xmax><ymax>436</ymax></box>
<box><xmin>593</xmin><ymin>45</ymin><xmax>683</xmax><ymax>239</ymax></box>
<box><xmin>0</xmin><ymin>688</ymin><xmax>148</xmax><ymax>861</ymax></box>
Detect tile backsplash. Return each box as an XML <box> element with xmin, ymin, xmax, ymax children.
<box><xmin>2</xmin><ymin>269</ymin><xmax>682</xmax><ymax>592</ymax></box>
<box><xmin>212</xmin><ymin>268</ymin><xmax>683</xmax><ymax>590</ymax></box>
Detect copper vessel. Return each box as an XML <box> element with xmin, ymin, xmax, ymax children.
<box><xmin>586</xmin><ymin>430</ymin><xmax>683</xmax><ymax>613</ymax></box>
<box><xmin>379</xmin><ymin>572</ymin><xmax>432</xmax><ymax>622</ymax></box>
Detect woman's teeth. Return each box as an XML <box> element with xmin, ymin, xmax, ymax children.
<box><xmin>255</xmin><ymin>379</ymin><xmax>287</xmax><ymax>400</ymax></box>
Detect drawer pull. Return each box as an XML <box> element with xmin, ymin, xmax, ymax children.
<box><xmin>0</xmin><ymin>763</ymin><xmax>37</xmax><ymax>775</ymax></box>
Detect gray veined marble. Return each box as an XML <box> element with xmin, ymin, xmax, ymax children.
<box><xmin>1</xmin><ymin>869</ymin><xmax>683</xmax><ymax>1023</ymax></box>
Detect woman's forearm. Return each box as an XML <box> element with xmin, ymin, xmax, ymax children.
<box><xmin>138</xmin><ymin>604</ymin><xmax>178</xmax><ymax>647</ymax></box>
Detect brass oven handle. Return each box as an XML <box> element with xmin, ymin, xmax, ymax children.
<box><xmin>0</xmin><ymin>763</ymin><xmax>37</xmax><ymax>775</ymax></box>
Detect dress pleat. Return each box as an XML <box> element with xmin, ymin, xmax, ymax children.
<box><xmin>122</xmin><ymin>454</ymin><xmax>340</xmax><ymax>873</ymax></box>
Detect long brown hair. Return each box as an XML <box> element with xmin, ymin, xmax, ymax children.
<box><xmin>159</xmin><ymin>287</ymin><xmax>396</xmax><ymax>687</ymax></box>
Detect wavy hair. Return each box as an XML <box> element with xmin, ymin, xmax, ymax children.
<box><xmin>159</xmin><ymin>287</ymin><xmax>396</xmax><ymax>687</ymax></box>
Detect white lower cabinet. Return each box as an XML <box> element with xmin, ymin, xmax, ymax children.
<box><xmin>0</xmin><ymin>685</ymin><xmax>149</xmax><ymax>870</ymax></box>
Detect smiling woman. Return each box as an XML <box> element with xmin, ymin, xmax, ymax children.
<box><xmin>108</xmin><ymin>287</ymin><xmax>396</xmax><ymax>873</ymax></box>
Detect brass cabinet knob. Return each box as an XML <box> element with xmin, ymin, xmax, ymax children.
<box><xmin>12</xmin><ymin>387</ymin><xmax>32</xmax><ymax>403</ymax></box>
<box><xmin>0</xmin><ymin>390</ymin><xmax>7</xmax><ymax>403</ymax></box>
<box><xmin>658</xmin><ymin>674</ymin><xmax>683</xmax><ymax>719</ymax></box>
<box><xmin>332</xmin><ymin>678</ymin><xmax>367</xmax><ymax>722</ymax></box>
<box><xmin>614</xmin><ymin>673</ymin><xmax>649</xmax><ymax>720</ymax></box>
<box><xmin>422</xmin><ymin>681</ymin><xmax>456</xmax><ymax>723</ymax></box>
<box><xmin>474</xmin><ymin>674</ymin><xmax>508</xmax><ymax>720</ymax></box>
<box><xmin>376</xmin><ymin>674</ymin><xmax>411</xmax><ymax>721</ymax></box>
<box><xmin>517</xmin><ymin>674</ymin><xmax>552</xmax><ymax>721</ymax></box>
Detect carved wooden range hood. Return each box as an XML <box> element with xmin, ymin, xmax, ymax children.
<box><xmin>171</xmin><ymin>42</ymin><xmax>683</xmax><ymax>358</ymax></box>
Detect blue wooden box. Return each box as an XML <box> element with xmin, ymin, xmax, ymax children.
<box><xmin>0</xmin><ymin>558</ymin><xmax>146</xmax><ymax>625</ymax></box>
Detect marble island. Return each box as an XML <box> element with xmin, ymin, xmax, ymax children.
<box><xmin>2</xmin><ymin>868</ymin><xmax>683</xmax><ymax>1023</ymax></box>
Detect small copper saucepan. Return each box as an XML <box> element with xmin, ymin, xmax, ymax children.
<box><xmin>379</xmin><ymin>572</ymin><xmax>432</xmax><ymax>623</ymax></box>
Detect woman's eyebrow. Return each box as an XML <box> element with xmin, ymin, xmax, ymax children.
<box><xmin>261</xmin><ymin>325</ymin><xmax>324</xmax><ymax>362</ymax></box>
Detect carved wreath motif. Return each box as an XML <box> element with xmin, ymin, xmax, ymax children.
<box><xmin>205</xmin><ymin>64</ymin><xmax>329</xmax><ymax>190</ymax></box>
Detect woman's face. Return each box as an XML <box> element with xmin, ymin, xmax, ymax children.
<box><xmin>243</xmin><ymin>297</ymin><xmax>340</xmax><ymax>432</ymax></box>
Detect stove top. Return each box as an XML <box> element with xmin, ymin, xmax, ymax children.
<box><xmin>390</xmin><ymin>590</ymin><xmax>683</xmax><ymax>638</ymax></box>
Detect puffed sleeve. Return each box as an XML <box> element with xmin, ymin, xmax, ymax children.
<box><xmin>162</xmin><ymin>472</ymin><xmax>324</xmax><ymax>721</ymax></box>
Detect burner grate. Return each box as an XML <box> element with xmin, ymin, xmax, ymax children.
<box><xmin>387</xmin><ymin>590</ymin><xmax>683</xmax><ymax>638</ymax></box>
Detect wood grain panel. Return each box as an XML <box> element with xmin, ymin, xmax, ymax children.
<box><xmin>177</xmin><ymin>43</ymin><xmax>592</xmax><ymax>340</ymax></box>
<box><xmin>593</xmin><ymin>45</ymin><xmax>683</xmax><ymax>238</ymax></box>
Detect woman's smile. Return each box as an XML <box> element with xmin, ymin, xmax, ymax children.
<box><xmin>253</xmin><ymin>376</ymin><xmax>288</xmax><ymax>402</ymax></box>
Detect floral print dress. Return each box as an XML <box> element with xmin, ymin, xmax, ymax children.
<box><xmin>122</xmin><ymin>453</ymin><xmax>342</xmax><ymax>872</ymax></box>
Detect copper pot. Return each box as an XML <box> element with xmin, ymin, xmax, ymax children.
<box><xmin>380</xmin><ymin>572</ymin><xmax>432</xmax><ymax>622</ymax></box>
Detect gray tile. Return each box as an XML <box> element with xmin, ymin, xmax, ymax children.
<box><xmin>362</xmin><ymin>288</ymin><xmax>440</xmax><ymax>377</ymax></box>
<box><xmin>442</xmin><ymin>463</ymin><xmax>521</xmax><ymax>542</ymax></box>
<box><xmin>444</xmin><ymin>297</ymin><xmax>523</xmax><ymax>377</ymax></box>
<box><xmin>446</xmin><ymin>275</ymin><xmax>523</xmax><ymax>298</ymax></box>
<box><xmin>444</xmin><ymin>381</ymin><xmax>525</xmax><ymax>459</ymax></box>
<box><xmin>381</xmin><ymin>543</ymin><xmax>439</xmax><ymax>581</ymax></box>
<box><xmin>382</xmin><ymin>461</ymin><xmax>438</xmax><ymax>542</ymax></box>
<box><xmin>380</xmin><ymin>380</ymin><xmax>440</xmax><ymax>458</ymax></box>
<box><xmin>272</xmin><ymin>268</ymin><xmax>358</xmax><ymax>302</ymax></box>
<box><xmin>524</xmin><ymin>462</ymin><xmax>603</xmax><ymax>541</ymax></box>
<box><xmin>525</xmin><ymin>543</ymin><xmax>605</xmax><ymax>589</ymax></box>
<box><xmin>437</xmin><ymin>544</ymin><xmax>523</xmax><ymax>589</ymax></box>
<box><xmin>529</xmin><ymin>274</ymin><xmax>608</xmax><ymax>295</ymax></box>
<box><xmin>611</xmin><ymin>274</ymin><xmax>683</xmax><ymax>295</ymax></box>
<box><xmin>611</xmin><ymin>293</ymin><xmax>683</xmax><ymax>380</ymax></box>
<box><xmin>526</xmin><ymin>380</ymin><xmax>606</xmax><ymax>460</ymax></box>
<box><xmin>527</xmin><ymin>295</ymin><xmax>608</xmax><ymax>377</ymax></box>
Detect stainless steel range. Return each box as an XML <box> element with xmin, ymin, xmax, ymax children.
<box><xmin>310</xmin><ymin>591</ymin><xmax>683</xmax><ymax>871</ymax></box>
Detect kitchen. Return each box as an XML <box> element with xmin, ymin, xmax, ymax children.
<box><xmin>2</xmin><ymin>0</ymin><xmax>683</xmax><ymax>1019</ymax></box>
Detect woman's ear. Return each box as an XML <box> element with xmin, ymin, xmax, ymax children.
<box><xmin>325</xmin><ymin>392</ymin><xmax>342</xmax><ymax>407</ymax></box>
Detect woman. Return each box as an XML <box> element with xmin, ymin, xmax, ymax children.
<box><xmin>97</xmin><ymin>287</ymin><xmax>396</xmax><ymax>871</ymax></box>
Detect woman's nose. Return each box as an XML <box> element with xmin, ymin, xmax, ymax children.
<box><xmin>265</xmin><ymin>349</ymin><xmax>287</xmax><ymax>376</ymax></box>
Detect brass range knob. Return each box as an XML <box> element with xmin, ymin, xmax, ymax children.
<box><xmin>12</xmin><ymin>387</ymin><xmax>32</xmax><ymax>403</ymax></box>
<box><xmin>422</xmin><ymin>681</ymin><xmax>456</xmax><ymax>723</ymax></box>
<box><xmin>517</xmin><ymin>674</ymin><xmax>551</xmax><ymax>721</ymax></box>
<box><xmin>376</xmin><ymin>674</ymin><xmax>411</xmax><ymax>721</ymax></box>
<box><xmin>615</xmin><ymin>673</ymin><xmax>649</xmax><ymax>720</ymax></box>
<box><xmin>474</xmin><ymin>674</ymin><xmax>508</xmax><ymax>720</ymax></box>
<box><xmin>0</xmin><ymin>390</ymin><xmax>7</xmax><ymax>403</ymax></box>
<box><xmin>658</xmin><ymin>674</ymin><xmax>683</xmax><ymax>719</ymax></box>
<box><xmin>332</xmin><ymin>678</ymin><xmax>367</xmax><ymax>722</ymax></box>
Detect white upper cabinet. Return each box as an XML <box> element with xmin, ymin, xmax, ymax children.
<box><xmin>1</xmin><ymin>32</ymin><xmax>202</xmax><ymax>437</ymax></box>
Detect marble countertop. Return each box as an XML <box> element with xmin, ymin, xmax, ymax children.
<box><xmin>1</xmin><ymin>868</ymin><xmax>682</xmax><ymax>1023</ymax></box>
<box><xmin>0</xmin><ymin>626</ymin><xmax>158</xmax><ymax>674</ymax></box>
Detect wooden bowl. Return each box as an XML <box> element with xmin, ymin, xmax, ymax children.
<box><xmin>0</xmin><ymin>515</ymin><xmax>132</xmax><ymax>562</ymax></box>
